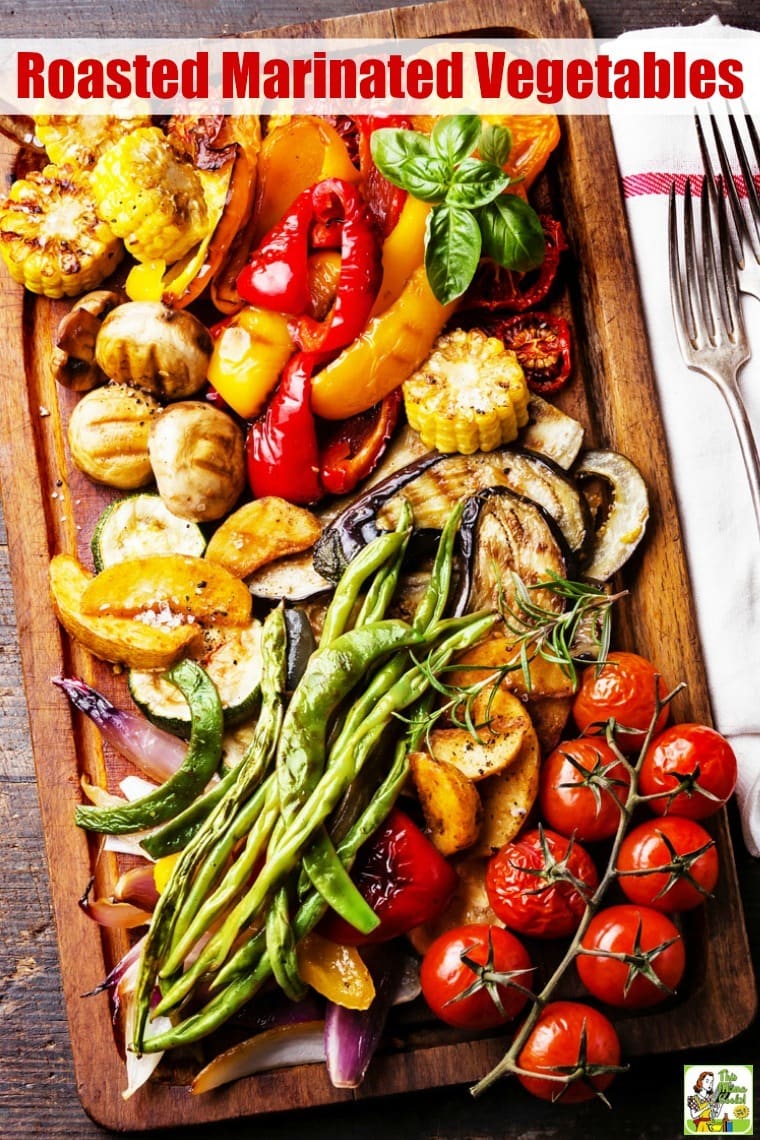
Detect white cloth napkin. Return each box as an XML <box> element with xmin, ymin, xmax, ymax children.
<box><xmin>609</xmin><ymin>18</ymin><xmax>760</xmax><ymax>854</ymax></box>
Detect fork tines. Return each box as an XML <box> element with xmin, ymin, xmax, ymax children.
<box><xmin>695</xmin><ymin>107</ymin><xmax>760</xmax><ymax>289</ymax></box>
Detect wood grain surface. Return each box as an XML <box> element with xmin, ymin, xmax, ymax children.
<box><xmin>1</xmin><ymin>0</ymin><xmax>759</xmax><ymax>1137</ymax></box>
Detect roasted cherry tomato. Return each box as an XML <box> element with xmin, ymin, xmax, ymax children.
<box><xmin>465</xmin><ymin>216</ymin><xmax>566</xmax><ymax>312</ymax></box>
<box><xmin>319</xmin><ymin>808</ymin><xmax>458</xmax><ymax>945</ymax></box>
<box><xmin>420</xmin><ymin>924</ymin><xmax>533</xmax><ymax>1030</ymax></box>
<box><xmin>573</xmin><ymin>651</ymin><xmax>670</xmax><ymax>753</ymax></box>
<box><xmin>488</xmin><ymin>312</ymin><xmax>571</xmax><ymax>395</ymax></box>
<box><xmin>517</xmin><ymin>1001</ymin><xmax>622</xmax><ymax>1104</ymax></box>
<box><xmin>576</xmin><ymin>904</ymin><xmax>686</xmax><ymax>1009</ymax></box>
<box><xmin>639</xmin><ymin>723</ymin><xmax>737</xmax><ymax>819</ymax></box>
<box><xmin>616</xmin><ymin>816</ymin><xmax>719</xmax><ymax>912</ymax></box>
<box><xmin>485</xmin><ymin>827</ymin><xmax>598</xmax><ymax>939</ymax></box>
<box><xmin>539</xmin><ymin>738</ymin><xmax>631</xmax><ymax>843</ymax></box>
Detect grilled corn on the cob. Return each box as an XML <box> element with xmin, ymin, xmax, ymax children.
<box><xmin>34</xmin><ymin>114</ymin><xmax>152</xmax><ymax>169</ymax></box>
<box><xmin>91</xmin><ymin>126</ymin><xmax>209</xmax><ymax>265</ymax></box>
<box><xmin>403</xmin><ymin>328</ymin><xmax>529</xmax><ymax>454</ymax></box>
<box><xmin>0</xmin><ymin>164</ymin><xmax>123</xmax><ymax>299</ymax></box>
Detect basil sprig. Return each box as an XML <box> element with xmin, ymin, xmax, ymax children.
<box><xmin>371</xmin><ymin>114</ymin><xmax>545</xmax><ymax>305</ymax></box>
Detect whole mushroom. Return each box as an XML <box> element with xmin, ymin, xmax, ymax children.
<box><xmin>95</xmin><ymin>301</ymin><xmax>213</xmax><ymax>400</ymax></box>
<box><xmin>51</xmin><ymin>289</ymin><xmax>124</xmax><ymax>391</ymax></box>
<box><xmin>149</xmin><ymin>401</ymin><xmax>245</xmax><ymax>521</ymax></box>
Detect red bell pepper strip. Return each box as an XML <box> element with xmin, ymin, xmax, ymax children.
<box><xmin>319</xmin><ymin>389</ymin><xmax>402</xmax><ymax>496</ymax></box>
<box><xmin>236</xmin><ymin>178</ymin><xmax>382</xmax><ymax>356</ymax></box>
<box><xmin>357</xmin><ymin>115</ymin><xmax>410</xmax><ymax>238</ymax></box>
<box><xmin>236</xmin><ymin>192</ymin><xmax>313</xmax><ymax>315</ymax></box>
<box><xmin>246</xmin><ymin>353</ymin><xmax>322</xmax><ymax>505</ymax></box>
<box><xmin>292</xmin><ymin>179</ymin><xmax>382</xmax><ymax>355</ymax></box>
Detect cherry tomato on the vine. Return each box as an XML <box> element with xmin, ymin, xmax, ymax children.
<box><xmin>639</xmin><ymin>723</ymin><xmax>737</xmax><ymax>819</ymax></box>
<box><xmin>616</xmin><ymin>816</ymin><xmax>719</xmax><ymax>912</ymax></box>
<box><xmin>539</xmin><ymin>738</ymin><xmax>631</xmax><ymax>843</ymax></box>
<box><xmin>576</xmin><ymin>904</ymin><xmax>686</xmax><ymax>1009</ymax></box>
<box><xmin>420</xmin><ymin>923</ymin><xmax>533</xmax><ymax>1030</ymax></box>
<box><xmin>517</xmin><ymin>1001</ymin><xmax>622</xmax><ymax>1104</ymax></box>
<box><xmin>485</xmin><ymin>828</ymin><xmax>599</xmax><ymax>939</ymax></box>
<box><xmin>573</xmin><ymin>651</ymin><xmax>670</xmax><ymax>753</ymax></box>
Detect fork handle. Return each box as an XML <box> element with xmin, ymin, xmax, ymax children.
<box><xmin>718</xmin><ymin>381</ymin><xmax>760</xmax><ymax>539</ymax></box>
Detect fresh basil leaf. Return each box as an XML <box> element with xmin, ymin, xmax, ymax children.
<box><xmin>395</xmin><ymin>155</ymin><xmax>451</xmax><ymax>202</ymax></box>
<box><xmin>430</xmin><ymin>115</ymin><xmax>482</xmax><ymax>165</ymax></box>
<box><xmin>478</xmin><ymin>195</ymin><xmax>545</xmax><ymax>272</ymax></box>
<box><xmin>478</xmin><ymin>123</ymin><xmax>512</xmax><ymax>168</ymax></box>
<box><xmin>446</xmin><ymin>158</ymin><xmax>509</xmax><ymax>209</ymax></box>
<box><xmin>424</xmin><ymin>204</ymin><xmax>482</xmax><ymax>304</ymax></box>
<box><xmin>370</xmin><ymin>128</ymin><xmax>431</xmax><ymax>189</ymax></box>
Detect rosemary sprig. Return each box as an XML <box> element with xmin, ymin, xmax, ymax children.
<box><xmin>500</xmin><ymin>571</ymin><xmax>627</xmax><ymax>689</ymax></box>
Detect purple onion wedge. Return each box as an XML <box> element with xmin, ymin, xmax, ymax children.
<box><xmin>54</xmin><ymin>676</ymin><xmax>187</xmax><ymax>782</ymax></box>
<box><xmin>325</xmin><ymin>948</ymin><xmax>419</xmax><ymax>1089</ymax></box>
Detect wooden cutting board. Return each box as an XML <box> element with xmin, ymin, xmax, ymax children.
<box><xmin>0</xmin><ymin>0</ymin><xmax>755</xmax><ymax>1129</ymax></box>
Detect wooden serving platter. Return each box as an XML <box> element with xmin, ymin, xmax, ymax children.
<box><xmin>0</xmin><ymin>0</ymin><xmax>756</xmax><ymax>1130</ymax></box>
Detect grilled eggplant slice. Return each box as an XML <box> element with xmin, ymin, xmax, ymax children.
<box><xmin>453</xmin><ymin>488</ymin><xmax>569</xmax><ymax>618</ymax></box>
<box><xmin>521</xmin><ymin>394</ymin><xmax>585</xmax><ymax>469</ymax></box>
<box><xmin>314</xmin><ymin>446</ymin><xmax>587</xmax><ymax>583</ymax></box>
<box><xmin>574</xmin><ymin>449</ymin><xmax>650</xmax><ymax>581</ymax></box>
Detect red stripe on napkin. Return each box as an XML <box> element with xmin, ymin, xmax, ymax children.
<box><xmin>623</xmin><ymin>172</ymin><xmax>760</xmax><ymax>198</ymax></box>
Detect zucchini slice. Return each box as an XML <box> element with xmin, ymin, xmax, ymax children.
<box><xmin>129</xmin><ymin>622</ymin><xmax>263</xmax><ymax>737</ymax></box>
<box><xmin>91</xmin><ymin>494</ymin><xmax>206</xmax><ymax>572</ymax></box>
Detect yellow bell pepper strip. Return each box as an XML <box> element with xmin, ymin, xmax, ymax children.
<box><xmin>370</xmin><ymin>195</ymin><xmax>430</xmax><ymax>317</ymax></box>
<box><xmin>310</xmin><ymin>264</ymin><xmax>458</xmax><ymax>421</ymax></box>
<box><xmin>237</xmin><ymin>179</ymin><xmax>382</xmax><ymax>357</ymax></box>
<box><xmin>246</xmin><ymin>353</ymin><xmax>323</xmax><ymax>505</ymax></box>
<box><xmin>251</xmin><ymin>116</ymin><xmax>360</xmax><ymax>246</ymax></box>
<box><xmin>207</xmin><ymin>307</ymin><xmax>294</xmax><ymax>420</ymax></box>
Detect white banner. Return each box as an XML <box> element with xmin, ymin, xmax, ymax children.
<box><xmin>0</xmin><ymin>36</ymin><xmax>758</xmax><ymax>115</ymax></box>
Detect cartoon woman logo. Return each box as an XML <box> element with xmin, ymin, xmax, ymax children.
<box><xmin>686</xmin><ymin>1072</ymin><xmax>727</xmax><ymax>1133</ymax></box>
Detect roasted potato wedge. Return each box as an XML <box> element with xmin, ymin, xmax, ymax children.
<box><xmin>449</xmin><ymin>635</ymin><xmax>577</xmax><ymax>700</ymax></box>
<box><xmin>204</xmin><ymin>497</ymin><xmax>321</xmax><ymax>578</ymax></box>
<box><xmin>469</xmin><ymin>725</ymin><xmax>541</xmax><ymax>857</ymax></box>
<box><xmin>428</xmin><ymin>687</ymin><xmax>531</xmax><ymax>781</ymax></box>
<box><xmin>79</xmin><ymin>553</ymin><xmax>252</xmax><ymax>626</ymax></box>
<box><xmin>530</xmin><ymin>695</ymin><xmax>574</xmax><ymax>756</ymax></box>
<box><xmin>49</xmin><ymin>553</ymin><xmax>202</xmax><ymax>668</ymax></box>
<box><xmin>409</xmin><ymin>750</ymin><xmax>482</xmax><ymax>857</ymax></box>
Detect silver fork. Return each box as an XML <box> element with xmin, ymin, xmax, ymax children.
<box><xmin>668</xmin><ymin>176</ymin><xmax>760</xmax><ymax>535</ymax></box>
<box><xmin>696</xmin><ymin>109</ymin><xmax>760</xmax><ymax>300</ymax></box>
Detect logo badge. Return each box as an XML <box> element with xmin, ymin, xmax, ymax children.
<box><xmin>684</xmin><ymin>1065</ymin><xmax>753</xmax><ymax>1134</ymax></box>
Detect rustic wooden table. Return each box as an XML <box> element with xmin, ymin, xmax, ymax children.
<box><xmin>2</xmin><ymin>1</ymin><xmax>759</xmax><ymax>1136</ymax></box>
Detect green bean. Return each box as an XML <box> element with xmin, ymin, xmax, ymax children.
<box><xmin>141</xmin><ymin>763</ymin><xmax>240</xmax><ymax>858</ymax></box>
<box><xmin>140</xmin><ymin>735</ymin><xmax>414</xmax><ymax>1052</ymax></box>
<box><xmin>76</xmin><ymin>659</ymin><xmax>224</xmax><ymax>835</ymax></box>
<box><xmin>354</xmin><ymin>502</ymin><xmax>413</xmax><ymax>629</ymax></box>
<box><xmin>319</xmin><ymin>529</ymin><xmax>409</xmax><ymax>646</ymax></box>
<box><xmin>412</xmin><ymin>500</ymin><xmax>465</xmax><ymax>632</ymax></box>
<box><xmin>275</xmin><ymin>619</ymin><xmax>418</xmax><ymax>820</ymax></box>
<box><xmin>132</xmin><ymin>611</ymin><xmax>287</xmax><ymax>1049</ymax></box>
<box><xmin>158</xmin><ymin>610</ymin><xmax>495</xmax><ymax>1007</ymax></box>
<box><xmin>266</xmin><ymin>886</ymin><xmax>306</xmax><ymax>1002</ymax></box>
<box><xmin>157</xmin><ymin>774</ymin><xmax>280</xmax><ymax>983</ymax></box>
<box><xmin>301</xmin><ymin>827</ymin><xmax>379</xmax><ymax>933</ymax></box>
